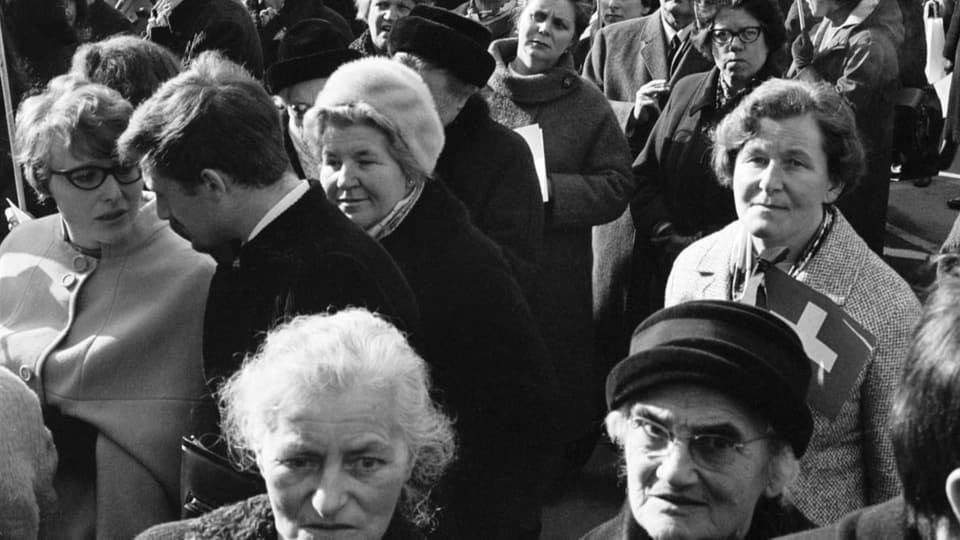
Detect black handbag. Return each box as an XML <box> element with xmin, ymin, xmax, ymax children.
<box><xmin>892</xmin><ymin>85</ymin><xmax>944</xmax><ymax>180</ymax></box>
<box><xmin>179</xmin><ymin>434</ymin><xmax>265</xmax><ymax>518</ymax></box>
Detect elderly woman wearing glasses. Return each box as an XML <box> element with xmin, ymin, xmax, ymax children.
<box><xmin>0</xmin><ymin>75</ymin><xmax>214</xmax><ymax>537</ymax></box>
<box><xmin>582</xmin><ymin>300</ymin><xmax>815</xmax><ymax>540</ymax></box>
<box><xmin>623</xmin><ymin>0</ymin><xmax>785</xmax><ymax>327</ymax></box>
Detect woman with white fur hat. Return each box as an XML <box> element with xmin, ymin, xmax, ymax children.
<box><xmin>305</xmin><ymin>56</ymin><xmax>561</xmax><ymax>539</ymax></box>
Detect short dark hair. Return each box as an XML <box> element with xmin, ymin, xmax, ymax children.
<box><xmin>70</xmin><ymin>35</ymin><xmax>181</xmax><ymax>106</ymax></box>
<box><xmin>890</xmin><ymin>276</ymin><xmax>960</xmax><ymax>532</ymax></box>
<box><xmin>692</xmin><ymin>0</ymin><xmax>787</xmax><ymax>73</ymax></box>
<box><xmin>712</xmin><ymin>78</ymin><xmax>864</xmax><ymax>198</ymax></box>
<box><xmin>117</xmin><ymin>51</ymin><xmax>289</xmax><ymax>190</ymax></box>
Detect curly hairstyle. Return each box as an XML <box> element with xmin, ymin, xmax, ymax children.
<box><xmin>219</xmin><ymin>309</ymin><xmax>457</xmax><ymax>530</ymax></box>
<box><xmin>70</xmin><ymin>35</ymin><xmax>181</xmax><ymax>106</ymax></box>
<box><xmin>712</xmin><ymin>78</ymin><xmax>864</xmax><ymax>198</ymax></box>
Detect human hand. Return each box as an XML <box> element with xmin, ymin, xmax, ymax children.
<box><xmin>259</xmin><ymin>6</ymin><xmax>279</xmax><ymax>24</ymax></box>
<box><xmin>633</xmin><ymin>79</ymin><xmax>670</xmax><ymax>122</ymax></box>
<box><xmin>791</xmin><ymin>30</ymin><xmax>814</xmax><ymax>70</ymax></box>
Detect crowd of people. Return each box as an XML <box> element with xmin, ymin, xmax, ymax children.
<box><xmin>0</xmin><ymin>0</ymin><xmax>959</xmax><ymax>539</ymax></box>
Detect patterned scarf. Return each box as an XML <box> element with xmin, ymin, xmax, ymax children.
<box><xmin>365</xmin><ymin>180</ymin><xmax>425</xmax><ymax>241</ymax></box>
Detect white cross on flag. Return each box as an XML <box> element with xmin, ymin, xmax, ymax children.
<box><xmin>745</xmin><ymin>264</ymin><xmax>877</xmax><ymax>420</ymax></box>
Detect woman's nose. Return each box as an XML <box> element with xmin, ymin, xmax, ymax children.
<box><xmin>757</xmin><ymin>162</ymin><xmax>784</xmax><ymax>192</ymax></box>
<box><xmin>654</xmin><ymin>440</ymin><xmax>699</xmax><ymax>487</ymax></box>
<box><xmin>336</xmin><ymin>164</ymin><xmax>360</xmax><ymax>189</ymax></box>
<box><xmin>99</xmin><ymin>174</ymin><xmax>123</xmax><ymax>201</ymax></box>
<box><xmin>312</xmin><ymin>470</ymin><xmax>348</xmax><ymax>518</ymax></box>
<box><xmin>728</xmin><ymin>35</ymin><xmax>745</xmax><ymax>51</ymax></box>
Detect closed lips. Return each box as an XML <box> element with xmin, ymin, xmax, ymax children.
<box><xmin>96</xmin><ymin>209</ymin><xmax>127</xmax><ymax>220</ymax></box>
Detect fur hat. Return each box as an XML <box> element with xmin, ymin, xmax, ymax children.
<box><xmin>314</xmin><ymin>57</ymin><xmax>444</xmax><ymax>175</ymax></box>
<box><xmin>264</xmin><ymin>18</ymin><xmax>361</xmax><ymax>94</ymax></box>
<box><xmin>387</xmin><ymin>5</ymin><xmax>495</xmax><ymax>88</ymax></box>
<box><xmin>606</xmin><ymin>300</ymin><xmax>814</xmax><ymax>457</ymax></box>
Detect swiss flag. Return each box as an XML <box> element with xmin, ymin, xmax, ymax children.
<box><xmin>742</xmin><ymin>251</ymin><xmax>877</xmax><ymax>419</ymax></box>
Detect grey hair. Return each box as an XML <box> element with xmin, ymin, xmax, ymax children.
<box><xmin>219</xmin><ymin>309</ymin><xmax>457</xmax><ymax>529</ymax></box>
<box><xmin>304</xmin><ymin>101</ymin><xmax>432</xmax><ymax>185</ymax></box>
<box><xmin>393</xmin><ymin>52</ymin><xmax>480</xmax><ymax>102</ymax></box>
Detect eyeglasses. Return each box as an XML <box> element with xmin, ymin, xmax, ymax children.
<box><xmin>276</xmin><ymin>101</ymin><xmax>311</xmax><ymax>120</ymax></box>
<box><xmin>710</xmin><ymin>26</ymin><xmax>763</xmax><ymax>46</ymax></box>
<box><xmin>630</xmin><ymin>416</ymin><xmax>772</xmax><ymax>471</ymax></box>
<box><xmin>48</xmin><ymin>164</ymin><xmax>143</xmax><ymax>191</ymax></box>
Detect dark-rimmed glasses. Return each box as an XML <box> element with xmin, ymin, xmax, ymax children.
<box><xmin>630</xmin><ymin>415</ymin><xmax>772</xmax><ymax>471</ymax></box>
<box><xmin>48</xmin><ymin>164</ymin><xmax>143</xmax><ymax>191</ymax></box>
<box><xmin>710</xmin><ymin>26</ymin><xmax>763</xmax><ymax>46</ymax></box>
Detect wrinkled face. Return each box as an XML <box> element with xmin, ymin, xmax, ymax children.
<box><xmin>367</xmin><ymin>0</ymin><xmax>417</xmax><ymax>52</ymax></box>
<box><xmin>144</xmin><ymin>167</ymin><xmax>228</xmax><ymax>253</ymax></box>
<box><xmin>319</xmin><ymin>123</ymin><xmax>410</xmax><ymax>230</ymax></box>
<box><xmin>257</xmin><ymin>388</ymin><xmax>413</xmax><ymax>540</ymax></box>
<box><xmin>661</xmin><ymin>0</ymin><xmax>694</xmax><ymax>26</ymax></box>
<box><xmin>710</xmin><ymin>9</ymin><xmax>769</xmax><ymax>88</ymax></box>
<box><xmin>625</xmin><ymin>384</ymin><xmax>781</xmax><ymax>540</ymax></box>
<box><xmin>598</xmin><ymin>0</ymin><xmax>650</xmax><ymax>26</ymax></box>
<box><xmin>733</xmin><ymin>114</ymin><xmax>841</xmax><ymax>256</ymax></box>
<box><xmin>516</xmin><ymin>0</ymin><xmax>578</xmax><ymax>73</ymax></box>
<box><xmin>46</xmin><ymin>142</ymin><xmax>143</xmax><ymax>249</ymax></box>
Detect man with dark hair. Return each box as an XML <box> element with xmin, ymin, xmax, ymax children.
<box><xmin>118</xmin><ymin>50</ymin><xmax>419</xmax><ymax>420</ymax></box>
<box><xmin>388</xmin><ymin>5</ymin><xmax>543</xmax><ymax>301</ymax></box>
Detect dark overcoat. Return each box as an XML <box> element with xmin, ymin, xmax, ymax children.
<box><xmin>774</xmin><ymin>497</ymin><xmax>913</xmax><ymax>540</ymax></box>
<box><xmin>435</xmin><ymin>94</ymin><xmax>544</xmax><ymax>302</ymax></box>
<box><xmin>380</xmin><ymin>180</ymin><xmax>559</xmax><ymax>540</ymax></box>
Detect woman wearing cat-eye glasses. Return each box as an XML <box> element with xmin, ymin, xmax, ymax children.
<box><xmin>0</xmin><ymin>74</ymin><xmax>214</xmax><ymax>538</ymax></box>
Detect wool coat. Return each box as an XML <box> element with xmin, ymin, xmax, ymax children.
<box><xmin>595</xmin><ymin>67</ymin><xmax>743</xmax><ymax>371</ymax></box>
<box><xmin>201</xmin><ymin>181</ymin><xmax>420</xmax><ymax>399</ymax></box>
<box><xmin>0</xmin><ymin>367</ymin><xmax>57</xmax><ymax>540</ymax></box>
<box><xmin>135</xmin><ymin>494</ymin><xmax>426</xmax><ymax>539</ymax></box>
<box><xmin>581</xmin><ymin>499</ymin><xmax>814</xmax><ymax>540</ymax></box>
<box><xmin>665</xmin><ymin>213</ymin><xmax>921</xmax><ymax>525</ymax></box>
<box><xmin>379</xmin><ymin>180</ymin><xmax>559</xmax><ymax>539</ymax></box>
<box><xmin>435</xmin><ymin>93</ymin><xmax>544</xmax><ymax>302</ymax></box>
<box><xmin>484</xmin><ymin>38</ymin><xmax>633</xmax><ymax>445</ymax></box>
<box><xmin>786</xmin><ymin>0</ymin><xmax>903</xmax><ymax>254</ymax></box>
<box><xmin>775</xmin><ymin>497</ymin><xmax>914</xmax><ymax>540</ymax></box>
<box><xmin>0</xmin><ymin>197</ymin><xmax>215</xmax><ymax>538</ymax></box>
<box><xmin>147</xmin><ymin>0</ymin><xmax>265</xmax><ymax>78</ymax></box>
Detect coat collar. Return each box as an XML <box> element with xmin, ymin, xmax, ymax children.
<box><xmin>487</xmin><ymin>38</ymin><xmax>582</xmax><ymax>105</ymax></box>
<box><xmin>688</xmin><ymin>67</ymin><xmax>720</xmax><ymax>116</ymax></box>
<box><xmin>637</xmin><ymin>10</ymin><xmax>670</xmax><ymax>81</ymax></box>
<box><xmin>691</xmin><ymin>211</ymin><xmax>863</xmax><ymax>306</ymax></box>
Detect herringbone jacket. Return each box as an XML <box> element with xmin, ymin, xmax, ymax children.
<box><xmin>664</xmin><ymin>211</ymin><xmax>921</xmax><ymax>525</ymax></box>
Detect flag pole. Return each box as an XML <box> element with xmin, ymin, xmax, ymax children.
<box><xmin>0</xmin><ymin>14</ymin><xmax>25</xmax><ymax>211</ymax></box>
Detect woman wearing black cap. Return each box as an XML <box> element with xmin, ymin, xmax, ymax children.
<box><xmin>666</xmin><ymin>78</ymin><xmax>921</xmax><ymax>525</ymax></box>
<box><xmin>584</xmin><ymin>300</ymin><xmax>815</xmax><ymax>540</ymax></box>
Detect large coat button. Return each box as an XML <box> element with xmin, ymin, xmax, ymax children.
<box><xmin>62</xmin><ymin>273</ymin><xmax>77</xmax><ymax>289</ymax></box>
<box><xmin>73</xmin><ymin>255</ymin><xmax>90</xmax><ymax>272</ymax></box>
<box><xmin>18</xmin><ymin>365</ymin><xmax>32</xmax><ymax>382</ymax></box>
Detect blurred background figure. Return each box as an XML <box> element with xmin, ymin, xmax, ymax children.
<box><xmin>349</xmin><ymin>0</ymin><xmax>432</xmax><ymax>56</ymax></box>
<box><xmin>265</xmin><ymin>18</ymin><xmax>360</xmax><ymax>180</ymax></box>
<box><xmin>3</xmin><ymin>0</ymin><xmax>78</xmax><ymax>88</ymax></box>
<box><xmin>573</xmin><ymin>0</ymin><xmax>659</xmax><ymax>69</ymax></box>
<box><xmin>146</xmin><ymin>0</ymin><xmax>265</xmax><ymax>77</ymax></box>
<box><xmin>486</xmin><ymin>0</ymin><xmax>633</xmax><ymax>479</ymax></box>
<box><xmin>309</xmin><ymin>56</ymin><xmax>559</xmax><ymax>539</ymax></box>
<box><xmin>586</xmin><ymin>301</ymin><xmax>814</xmax><ymax>540</ymax></box>
<box><xmin>786</xmin><ymin>0</ymin><xmax>903</xmax><ymax>254</ymax></box>
<box><xmin>62</xmin><ymin>0</ymin><xmax>134</xmax><ymax>43</ymax></box>
<box><xmin>776</xmin><ymin>273</ymin><xmax>960</xmax><ymax>539</ymax></box>
<box><xmin>667</xmin><ymin>79</ymin><xmax>920</xmax><ymax>525</ymax></box>
<box><xmin>137</xmin><ymin>309</ymin><xmax>456</xmax><ymax>540</ymax></box>
<box><xmin>389</xmin><ymin>5</ymin><xmax>544</xmax><ymax>305</ymax></box>
<box><xmin>5</xmin><ymin>75</ymin><xmax>214</xmax><ymax>537</ymax></box>
<box><xmin>249</xmin><ymin>0</ymin><xmax>354</xmax><ymax>67</ymax></box>
<box><xmin>69</xmin><ymin>35</ymin><xmax>181</xmax><ymax>106</ymax></box>
<box><xmin>0</xmin><ymin>367</ymin><xmax>58</xmax><ymax>540</ymax></box>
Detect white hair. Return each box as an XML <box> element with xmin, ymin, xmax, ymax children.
<box><xmin>219</xmin><ymin>308</ymin><xmax>456</xmax><ymax>528</ymax></box>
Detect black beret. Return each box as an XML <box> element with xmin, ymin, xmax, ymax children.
<box><xmin>387</xmin><ymin>5</ymin><xmax>495</xmax><ymax>88</ymax></box>
<box><xmin>265</xmin><ymin>19</ymin><xmax>362</xmax><ymax>94</ymax></box>
<box><xmin>606</xmin><ymin>300</ymin><xmax>814</xmax><ymax>457</ymax></box>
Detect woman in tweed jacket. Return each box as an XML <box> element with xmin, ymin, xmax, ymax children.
<box><xmin>664</xmin><ymin>79</ymin><xmax>920</xmax><ymax>525</ymax></box>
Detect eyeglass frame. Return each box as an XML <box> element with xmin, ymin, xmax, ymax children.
<box><xmin>275</xmin><ymin>100</ymin><xmax>312</xmax><ymax>121</ymax></box>
<box><xmin>709</xmin><ymin>26</ymin><xmax>764</xmax><ymax>46</ymax></box>
<box><xmin>46</xmin><ymin>163</ymin><xmax>144</xmax><ymax>191</ymax></box>
<box><xmin>628</xmin><ymin>414</ymin><xmax>774</xmax><ymax>471</ymax></box>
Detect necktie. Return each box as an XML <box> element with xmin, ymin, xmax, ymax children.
<box><xmin>668</xmin><ymin>35</ymin><xmax>682</xmax><ymax>77</ymax></box>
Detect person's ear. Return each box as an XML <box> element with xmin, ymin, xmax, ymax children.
<box><xmin>824</xmin><ymin>179</ymin><xmax>843</xmax><ymax>205</ymax></box>
<box><xmin>198</xmin><ymin>168</ymin><xmax>229</xmax><ymax>199</ymax></box>
<box><xmin>945</xmin><ymin>468</ymin><xmax>960</xmax><ymax>522</ymax></box>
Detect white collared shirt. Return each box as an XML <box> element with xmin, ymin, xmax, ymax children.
<box><xmin>246</xmin><ymin>181</ymin><xmax>310</xmax><ymax>243</ymax></box>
